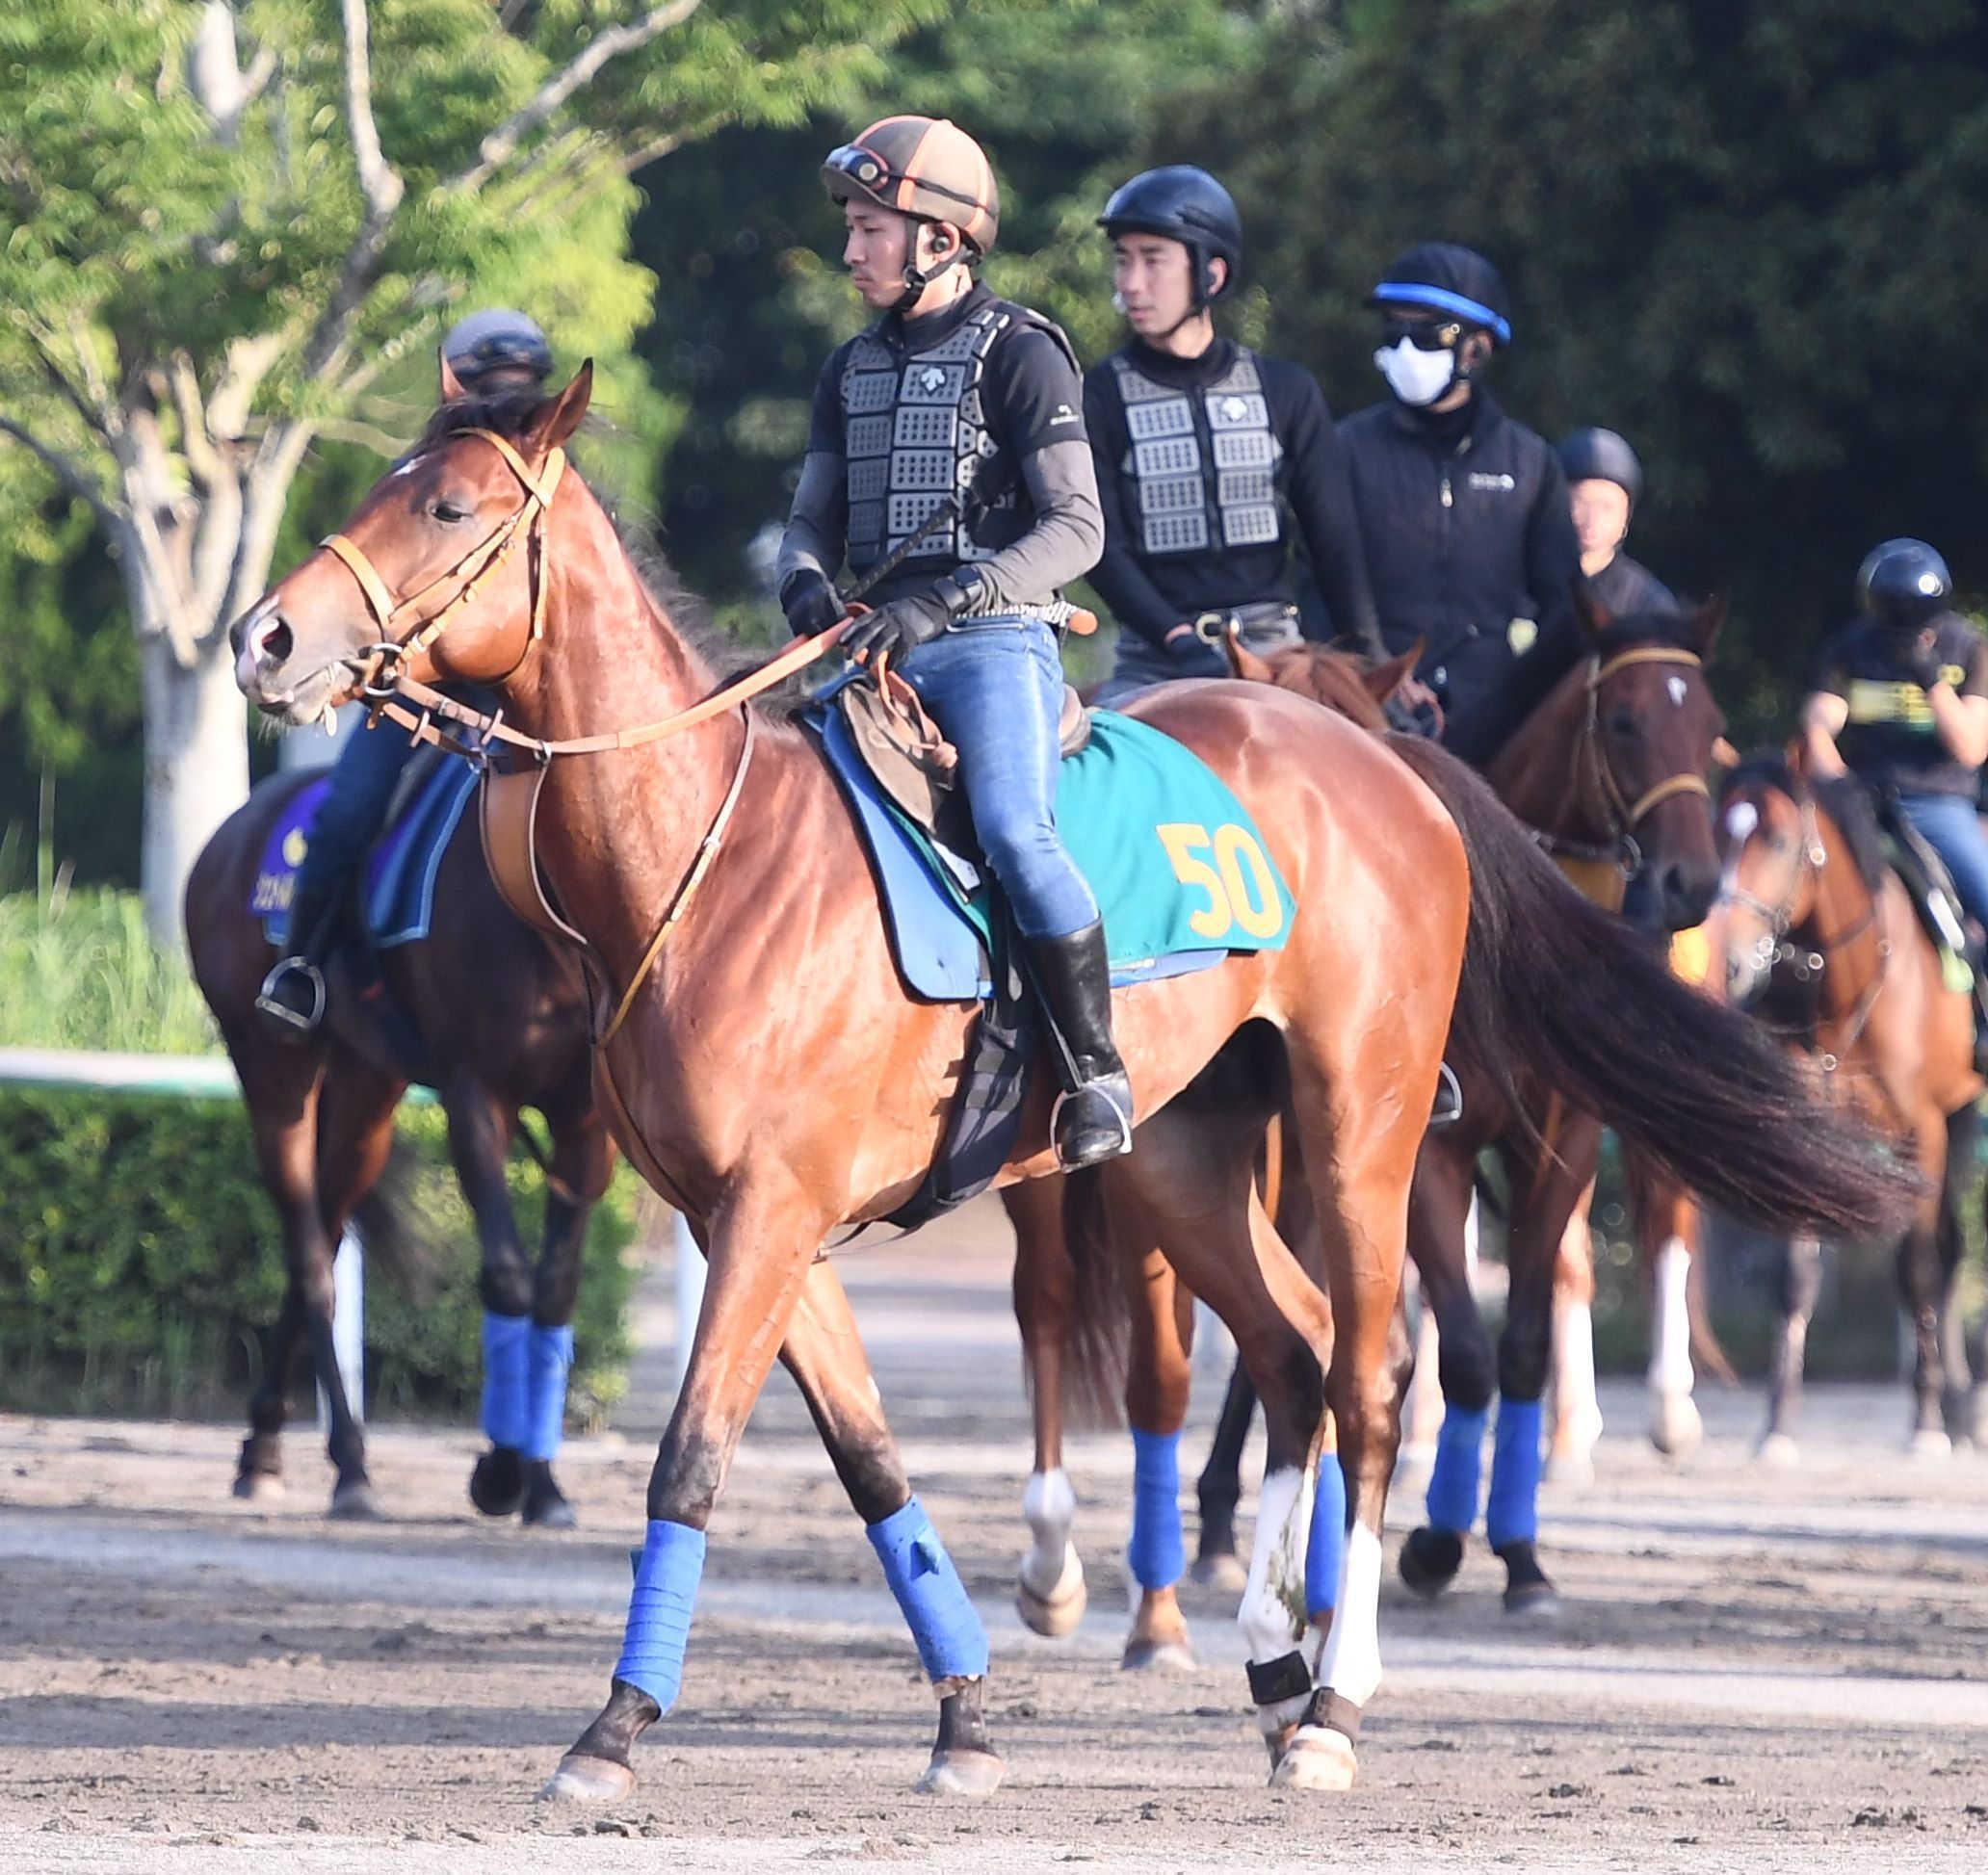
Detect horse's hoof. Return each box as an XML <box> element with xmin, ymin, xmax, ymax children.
<box><xmin>916</xmin><ymin>1749</ymin><xmax>1005</xmax><ymax>1797</ymax></box>
<box><xmin>1015</xmin><ymin>1573</ymin><xmax>1086</xmax><ymax>1639</ymax></box>
<box><xmin>1190</xmin><ymin>1551</ymin><xmax>1249</xmax><ymax>1594</ymax></box>
<box><xmin>1544</xmin><ymin>1448</ymin><xmax>1595</xmax><ymax>1488</ymax></box>
<box><xmin>1120</xmin><ymin>1637</ymin><xmax>1196</xmax><ymax>1673</ymax></box>
<box><xmin>1650</xmin><ymin>1393</ymin><xmax>1703</xmax><ymax>1459</ymax></box>
<box><xmin>1504</xmin><ymin>1581</ymin><xmax>1562</xmax><ymax>1620</ymax></box>
<box><xmin>536</xmin><ymin>1753</ymin><xmax>635</xmax><ymax>1804</ymax></box>
<box><xmin>1398</xmin><ymin>1526</ymin><xmax>1464</xmax><ymax>1598</ymax></box>
<box><xmin>469</xmin><ymin>1446</ymin><xmax>526</xmax><ymax>1519</ymax></box>
<box><xmin>327</xmin><ymin>1479</ymin><xmax>381</xmax><ymax>1521</ymax></box>
<box><xmin>1269</xmin><ymin>1724</ymin><xmax>1356</xmax><ymax>1791</ymax></box>
<box><xmin>1908</xmin><ymin>1427</ymin><xmax>1952</xmax><ymax>1462</ymax></box>
<box><xmin>232</xmin><ymin>1471</ymin><xmax>284</xmax><ymax>1502</ymax></box>
<box><xmin>524</xmin><ymin>1496</ymin><xmax>578</xmax><ymax>1531</ymax></box>
<box><xmin>1755</xmin><ymin>1432</ymin><xmax>1799</xmax><ymax>1469</ymax></box>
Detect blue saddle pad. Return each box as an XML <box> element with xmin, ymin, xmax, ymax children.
<box><xmin>251</xmin><ymin>758</ymin><xmax>481</xmax><ymax>951</ymax></box>
<box><xmin>810</xmin><ymin>702</ymin><xmax>1295</xmax><ymax>1003</ymax></box>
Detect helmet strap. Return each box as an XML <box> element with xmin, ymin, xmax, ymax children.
<box><xmin>896</xmin><ymin>222</ymin><xmax>969</xmax><ymax>314</ymax></box>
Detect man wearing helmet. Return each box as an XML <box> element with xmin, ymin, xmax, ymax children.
<box><xmin>1085</xmin><ymin>167</ymin><xmax>1379</xmax><ymax>704</ymax></box>
<box><xmin>1557</xmin><ymin>428</ymin><xmax>1676</xmax><ymax>619</ymax></box>
<box><xmin>1339</xmin><ymin>244</ymin><xmax>1582</xmax><ymax>766</ymax></box>
<box><xmin>775</xmin><ymin>117</ymin><xmax>1129</xmax><ymax>1167</ymax></box>
<box><xmin>257</xmin><ymin>309</ymin><xmax>555</xmax><ymax>1035</ymax></box>
<box><xmin>1803</xmin><ymin>542</ymin><xmax>1988</xmax><ymax>978</ymax></box>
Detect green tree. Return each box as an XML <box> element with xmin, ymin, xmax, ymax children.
<box><xmin>0</xmin><ymin>0</ymin><xmax>939</xmax><ymax>942</ymax></box>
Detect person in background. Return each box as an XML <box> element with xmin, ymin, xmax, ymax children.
<box><xmin>1557</xmin><ymin>427</ymin><xmax>1675</xmax><ymax>617</ymax></box>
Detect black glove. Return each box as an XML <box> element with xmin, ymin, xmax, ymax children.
<box><xmin>843</xmin><ymin>590</ymin><xmax>951</xmax><ymax>663</ymax></box>
<box><xmin>779</xmin><ymin>568</ymin><xmax>843</xmax><ymax>640</ymax></box>
<box><xmin>1164</xmin><ymin>627</ymin><xmax>1229</xmax><ymax>679</ymax></box>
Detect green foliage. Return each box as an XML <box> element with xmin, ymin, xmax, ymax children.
<box><xmin>0</xmin><ymin>1087</ymin><xmax>643</xmax><ymax>1420</ymax></box>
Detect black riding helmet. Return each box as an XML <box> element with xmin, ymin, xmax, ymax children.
<box><xmin>442</xmin><ymin>308</ymin><xmax>554</xmax><ymax>390</ymax></box>
<box><xmin>1557</xmin><ymin>428</ymin><xmax>1644</xmax><ymax>508</ymax></box>
<box><xmin>1099</xmin><ymin>166</ymin><xmax>1242</xmax><ymax>307</ymax></box>
<box><xmin>1370</xmin><ymin>242</ymin><xmax>1512</xmax><ymax>347</ymax></box>
<box><xmin>1857</xmin><ymin>537</ymin><xmax>1952</xmax><ymax>632</ymax></box>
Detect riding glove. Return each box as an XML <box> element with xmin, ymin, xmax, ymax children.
<box><xmin>843</xmin><ymin>590</ymin><xmax>951</xmax><ymax>664</ymax></box>
<box><xmin>780</xmin><ymin>567</ymin><xmax>843</xmax><ymax>640</ymax></box>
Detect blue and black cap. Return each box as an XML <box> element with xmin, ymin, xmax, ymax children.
<box><xmin>1371</xmin><ymin>243</ymin><xmax>1512</xmax><ymax>347</ymax></box>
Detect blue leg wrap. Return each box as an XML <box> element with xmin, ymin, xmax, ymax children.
<box><xmin>1425</xmin><ymin>1403</ymin><xmax>1488</xmax><ymax>1535</ymax></box>
<box><xmin>1128</xmin><ymin>1427</ymin><xmax>1185</xmax><ymax>1591</ymax></box>
<box><xmin>867</xmin><ymin>1497</ymin><xmax>989</xmax><ymax>1682</ymax></box>
<box><xmin>1486</xmin><ymin>1396</ymin><xmax>1544</xmax><ymax>1550</ymax></box>
<box><xmin>613</xmin><ymin>1520</ymin><xmax>706</xmax><ymax>1710</ymax></box>
<box><xmin>480</xmin><ymin>1311</ymin><xmax>530</xmax><ymax>1450</ymax></box>
<box><xmin>1305</xmin><ymin>1452</ymin><xmax>1347</xmax><ymax>1620</ymax></box>
<box><xmin>524</xmin><ymin>1322</ymin><xmax>575</xmax><ymax>1462</ymax></box>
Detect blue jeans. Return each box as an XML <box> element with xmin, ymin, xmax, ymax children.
<box><xmin>897</xmin><ymin>618</ymin><xmax>1098</xmax><ymax>940</ymax></box>
<box><xmin>1896</xmin><ymin>792</ymin><xmax>1988</xmax><ymax>932</ymax></box>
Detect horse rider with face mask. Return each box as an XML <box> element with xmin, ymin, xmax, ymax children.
<box><xmin>1085</xmin><ymin>166</ymin><xmax>1381</xmax><ymax>706</ymax></box>
<box><xmin>1557</xmin><ymin>427</ymin><xmax>1676</xmax><ymax>619</ymax></box>
<box><xmin>1802</xmin><ymin>539</ymin><xmax>1988</xmax><ymax>1065</ymax></box>
<box><xmin>1338</xmin><ymin>243</ymin><xmax>1582</xmax><ymax>767</ymax></box>
<box><xmin>257</xmin><ymin>308</ymin><xmax>556</xmax><ymax>1037</ymax></box>
<box><xmin>774</xmin><ymin>117</ymin><xmax>1131</xmax><ymax>1168</ymax></box>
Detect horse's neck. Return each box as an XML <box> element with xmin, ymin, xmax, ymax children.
<box><xmin>1806</xmin><ymin>815</ymin><xmax>1892</xmax><ymax>1031</ymax></box>
<box><xmin>1485</xmin><ymin>665</ymin><xmax>1595</xmax><ymax>837</ymax></box>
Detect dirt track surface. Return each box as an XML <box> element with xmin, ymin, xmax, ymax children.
<box><xmin>4</xmin><ymin>1196</ymin><xmax>1988</xmax><ymax>1873</ymax></box>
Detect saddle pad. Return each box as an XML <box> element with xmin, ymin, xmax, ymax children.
<box><xmin>1880</xmin><ymin>831</ymin><xmax>1975</xmax><ymax>995</ymax></box>
<box><xmin>251</xmin><ymin>758</ymin><xmax>481</xmax><ymax>951</ymax></box>
<box><xmin>813</xmin><ymin>704</ymin><xmax>1295</xmax><ymax>1003</ymax></box>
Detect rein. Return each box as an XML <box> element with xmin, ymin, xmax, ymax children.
<box><xmin>1533</xmin><ymin>646</ymin><xmax>1712</xmax><ymax>879</ymax></box>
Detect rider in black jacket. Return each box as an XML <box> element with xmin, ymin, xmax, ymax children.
<box><xmin>1339</xmin><ymin>244</ymin><xmax>1582</xmax><ymax>767</ymax></box>
<box><xmin>1558</xmin><ymin>427</ymin><xmax>1676</xmax><ymax>619</ymax></box>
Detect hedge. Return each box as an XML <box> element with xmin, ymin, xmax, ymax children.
<box><xmin>0</xmin><ymin>1086</ymin><xmax>642</xmax><ymax>1422</ymax></box>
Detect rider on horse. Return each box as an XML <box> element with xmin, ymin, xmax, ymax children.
<box><xmin>1084</xmin><ymin>166</ymin><xmax>1380</xmax><ymax>704</ymax></box>
<box><xmin>1801</xmin><ymin>536</ymin><xmax>1988</xmax><ymax>1066</ymax></box>
<box><xmin>257</xmin><ymin>309</ymin><xmax>555</xmax><ymax>1036</ymax></box>
<box><xmin>1558</xmin><ymin>427</ymin><xmax>1677</xmax><ymax>618</ymax></box>
<box><xmin>1338</xmin><ymin>243</ymin><xmax>1582</xmax><ymax>766</ymax></box>
<box><xmin>774</xmin><ymin>116</ymin><xmax>1131</xmax><ymax>1169</ymax></box>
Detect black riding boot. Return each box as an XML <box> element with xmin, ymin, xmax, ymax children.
<box><xmin>1030</xmin><ymin>919</ymin><xmax>1134</xmax><ymax>1168</ymax></box>
<box><xmin>256</xmin><ymin>881</ymin><xmax>339</xmax><ymax>1041</ymax></box>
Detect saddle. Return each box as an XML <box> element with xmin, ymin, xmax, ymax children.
<box><xmin>1875</xmin><ymin>796</ymin><xmax>1975</xmax><ymax>989</ymax></box>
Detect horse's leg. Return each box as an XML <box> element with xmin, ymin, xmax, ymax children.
<box><xmin>1899</xmin><ymin>1108</ymin><xmax>1954</xmax><ymax>1458</ymax></box>
<box><xmin>1488</xmin><ymin>1120</ymin><xmax>1601</xmax><ymax>1617</ymax></box>
<box><xmin>1546</xmin><ymin>1176</ymin><xmax>1602</xmax><ymax>1486</ymax></box>
<box><xmin>442</xmin><ymin>1077</ymin><xmax>534</xmax><ymax>1519</ymax></box>
<box><xmin>1937</xmin><ymin>1104</ymin><xmax>1979</xmax><ymax>1446</ymax></box>
<box><xmin>1398</xmin><ymin>1140</ymin><xmax>1494</xmax><ymax>1599</ymax></box>
<box><xmin>517</xmin><ymin>1106</ymin><xmax>617</xmax><ymax>1529</ymax></box>
<box><xmin>1003</xmin><ymin>1175</ymin><xmax>1087</xmax><ymax>1637</ymax></box>
<box><xmin>1758</xmin><ymin>1234</ymin><xmax>1822</xmax><ymax>1464</ymax></box>
<box><xmin>1191</xmin><ymin>1355</ymin><xmax>1255</xmax><ymax>1591</ymax></box>
<box><xmin>1119</xmin><ymin>1241</ymin><xmax>1197</xmax><ymax>1673</ymax></box>
<box><xmin>303</xmin><ymin>1055</ymin><xmax>405</xmax><ymax>1518</ymax></box>
<box><xmin>1643</xmin><ymin>1171</ymin><xmax>1705</xmax><ymax>1459</ymax></box>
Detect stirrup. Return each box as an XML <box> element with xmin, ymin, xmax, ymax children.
<box><xmin>256</xmin><ymin>958</ymin><xmax>327</xmax><ymax>1037</ymax></box>
<box><xmin>1049</xmin><ymin>1080</ymin><xmax>1134</xmax><ymax>1169</ymax></box>
<box><xmin>1429</xmin><ymin>1061</ymin><xmax>1464</xmax><ymax>1129</ymax></box>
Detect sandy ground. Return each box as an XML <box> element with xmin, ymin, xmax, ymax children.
<box><xmin>4</xmin><ymin>1195</ymin><xmax>1988</xmax><ymax>1873</ymax></box>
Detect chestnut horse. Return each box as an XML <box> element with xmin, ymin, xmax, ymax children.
<box><xmin>232</xmin><ymin>373</ymin><xmax>1914</xmax><ymax>1805</ymax></box>
<box><xmin>185</xmin><ymin>767</ymin><xmax>615</xmax><ymax>1523</ymax></box>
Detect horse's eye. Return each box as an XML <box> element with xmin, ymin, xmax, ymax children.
<box><xmin>1608</xmin><ymin>710</ymin><xmax>1639</xmax><ymax>738</ymax></box>
<box><xmin>430</xmin><ymin>499</ymin><xmax>470</xmax><ymax>525</ymax></box>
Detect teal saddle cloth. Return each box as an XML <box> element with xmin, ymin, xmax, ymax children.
<box><xmin>810</xmin><ymin>701</ymin><xmax>1295</xmax><ymax>1002</ymax></box>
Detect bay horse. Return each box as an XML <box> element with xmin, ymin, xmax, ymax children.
<box><xmin>185</xmin><ymin>765</ymin><xmax>615</xmax><ymax>1523</ymax></box>
<box><xmin>231</xmin><ymin>369</ymin><xmax>1915</xmax><ymax>1803</ymax></box>
<box><xmin>1713</xmin><ymin>754</ymin><xmax>1986</xmax><ymax>1455</ymax></box>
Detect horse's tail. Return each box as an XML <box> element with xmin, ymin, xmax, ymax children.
<box><xmin>1059</xmin><ymin>1165</ymin><xmax>1130</xmax><ymax>1430</ymax></box>
<box><xmin>347</xmin><ymin>1135</ymin><xmax>446</xmax><ymax>1302</ymax></box>
<box><xmin>1390</xmin><ymin>736</ymin><xmax>1924</xmax><ymax>1239</ymax></box>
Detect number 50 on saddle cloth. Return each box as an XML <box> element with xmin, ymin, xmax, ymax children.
<box><xmin>810</xmin><ymin>686</ymin><xmax>1296</xmax><ymax>1003</ymax></box>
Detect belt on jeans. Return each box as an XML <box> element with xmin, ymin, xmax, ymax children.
<box><xmin>953</xmin><ymin>598</ymin><xmax>1075</xmax><ymax>631</ymax></box>
<box><xmin>1190</xmin><ymin>601</ymin><xmax>1300</xmax><ymax>646</ymax></box>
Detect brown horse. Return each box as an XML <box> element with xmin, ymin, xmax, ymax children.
<box><xmin>185</xmin><ymin>766</ymin><xmax>616</xmax><ymax>1523</ymax></box>
<box><xmin>1713</xmin><ymin>754</ymin><xmax>1985</xmax><ymax>1455</ymax></box>
<box><xmin>231</xmin><ymin>372</ymin><xmax>1914</xmax><ymax>1805</ymax></box>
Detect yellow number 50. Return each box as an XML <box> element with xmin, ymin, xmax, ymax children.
<box><xmin>1156</xmin><ymin>822</ymin><xmax>1282</xmax><ymax>941</ymax></box>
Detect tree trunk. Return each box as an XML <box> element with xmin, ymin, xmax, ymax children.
<box><xmin>139</xmin><ymin>628</ymin><xmax>250</xmax><ymax>951</ymax></box>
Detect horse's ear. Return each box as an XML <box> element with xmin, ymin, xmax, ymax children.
<box><xmin>1689</xmin><ymin>593</ymin><xmax>1728</xmax><ymax>659</ymax></box>
<box><xmin>1362</xmin><ymin>639</ymin><xmax>1422</xmax><ymax>704</ymax></box>
<box><xmin>1573</xmin><ymin>576</ymin><xmax>1613</xmax><ymax>640</ymax></box>
<box><xmin>526</xmin><ymin>360</ymin><xmax>593</xmax><ymax>457</ymax></box>
<box><xmin>438</xmin><ymin>349</ymin><xmax>467</xmax><ymax>404</ymax></box>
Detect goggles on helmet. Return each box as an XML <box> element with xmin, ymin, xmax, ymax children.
<box><xmin>1380</xmin><ymin>314</ymin><xmax>1465</xmax><ymax>352</ymax></box>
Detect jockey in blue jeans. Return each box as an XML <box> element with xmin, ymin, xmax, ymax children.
<box><xmin>1802</xmin><ymin>536</ymin><xmax>1988</xmax><ymax>1069</ymax></box>
<box><xmin>775</xmin><ymin>117</ymin><xmax>1128</xmax><ymax>1167</ymax></box>
<box><xmin>256</xmin><ymin>309</ymin><xmax>556</xmax><ymax>1038</ymax></box>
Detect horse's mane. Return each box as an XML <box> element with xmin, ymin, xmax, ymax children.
<box><xmin>1723</xmin><ymin>749</ymin><xmax>1890</xmax><ymax>898</ymax></box>
<box><xmin>1586</xmin><ymin>604</ymin><xmax>1702</xmax><ymax>661</ymax></box>
<box><xmin>1253</xmin><ymin>643</ymin><xmax>1393</xmax><ymax>732</ymax></box>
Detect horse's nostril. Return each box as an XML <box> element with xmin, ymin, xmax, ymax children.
<box><xmin>249</xmin><ymin>612</ymin><xmax>294</xmax><ymax>666</ymax></box>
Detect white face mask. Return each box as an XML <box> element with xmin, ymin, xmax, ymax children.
<box><xmin>1374</xmin><ymin>335</ymin><xmax>1457</xmax><ymax>407</ymax></box>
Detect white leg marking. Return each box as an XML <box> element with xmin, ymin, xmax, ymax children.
<box><xmin>1237</xmin><ymin>1466</ymin><xmax>1310</xmax><ymax>1662</ymax></box>
<box><xmin>1555</xmin><ymin>1295</ymin><xmax>1603</xmax><ymax>1445</ymax></box>
<box><xmin>1315</xmin><ymin>1522</ymin><xmax>1384</xmax><ymax>1709</ymax></box>
<box><xmin>1019</xmin><ymin>1467</ymin><xmax>1083</xmax><ymax>1602</ymax></box>
<box><xmin>1649</xmin><ymin>1237</ymin><xmax>1695</xmax><ymax>1396</ymax></box>
<box><xmin>1401</xmin><ymin>1303</ymin><xmax>1445</xmax><ymax>1463</ymax></box>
